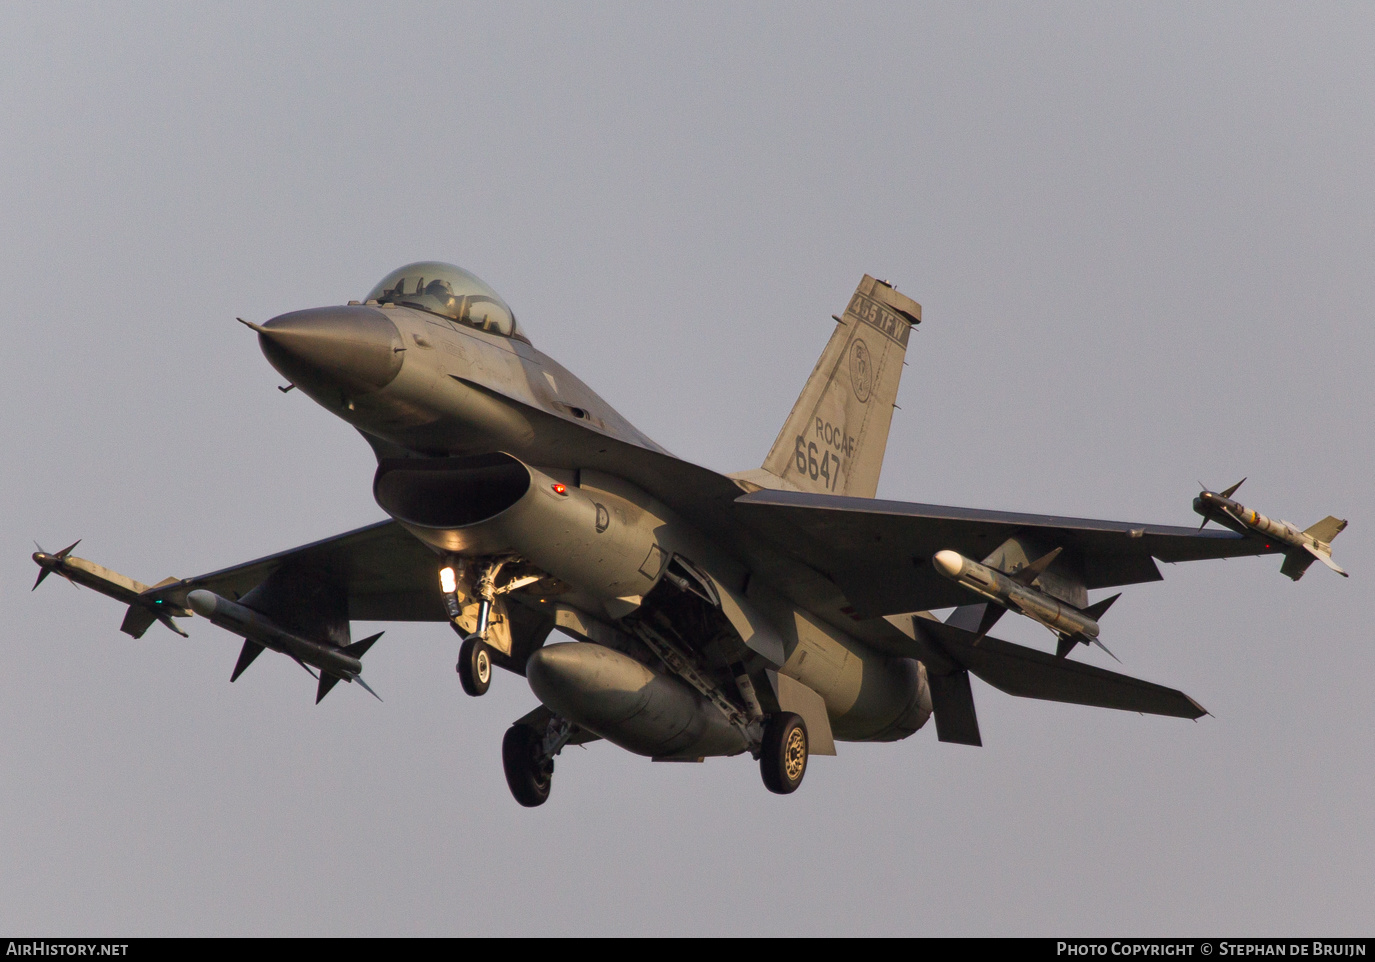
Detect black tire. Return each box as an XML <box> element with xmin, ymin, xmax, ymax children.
<box><xmin>457</xmin><ymin>635</ymin><xmax>492</xmax><ymax>697</ymax></box>
<box><xmin>760</xmin><ymin>712</ymin><xmax>808</xmax><ymax>795</ymax></box>
<box><xmin>502</xmin><ymin>724</ymin><xmax>553</xmax><ymax>808</ymax></box>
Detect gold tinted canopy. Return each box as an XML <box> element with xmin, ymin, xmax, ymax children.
<box><xmin>367</xmin><ymin>262</ymin><xmax>523</xmax><ymax>339</ymax></box>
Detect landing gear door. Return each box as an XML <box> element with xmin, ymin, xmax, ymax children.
<box><xmin>765</xmin><ymin>670</ymin><xmax>837</xmax><ymax>755</ymax></box>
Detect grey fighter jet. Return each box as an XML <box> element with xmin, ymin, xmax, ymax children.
<box><xmin>32</xmin><ymin>263</ymin><xmax>1347</xmax><ymax>806</ymax></box>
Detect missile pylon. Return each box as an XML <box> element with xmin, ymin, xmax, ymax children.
<box><xmin>187</xmin><ymin>589</ymin><xmax>382</xmax><ymax>702</ymax></box>
<box><xmin>932</xmin><ymin>549</ymin><xmax>1121</xmax><ymax>660</ymax></box>
<box><xmin>1193</xmin><ymin>479</ymin><xmax>1348</xmax><ymax>581</ymax></box>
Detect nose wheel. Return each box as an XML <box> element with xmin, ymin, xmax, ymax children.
<box><xmin>457</xmin><ymin>635</ymin><xmax>492</xmax><ymax>696</ymax></box>
<box><xmin>760</xmin><ymin>712</ymin><xmax>808</xmax><ymax>794</ymax></box>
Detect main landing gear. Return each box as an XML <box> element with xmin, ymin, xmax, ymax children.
<box><xmin>759</xmin><ymin>712</ymin><xmax>808</xmax><ymax>795</ymax></box>
<box><xmin>502</xmin><ymin>717</ymin><xmax>573</xmax><ymax>807</ymax></box>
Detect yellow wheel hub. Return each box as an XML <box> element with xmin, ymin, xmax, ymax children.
<box><xmin>783</xmin><ymin>726</ymin><xmax>807</xmax><ymax>782</ymax></box>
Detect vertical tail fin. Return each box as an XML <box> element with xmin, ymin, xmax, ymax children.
<box><xmin>758</xmin><ymin>276</ymin><xmax>920</xmax><ymax>498</ymax></box>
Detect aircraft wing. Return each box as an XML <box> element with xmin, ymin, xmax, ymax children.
<box><xmin>733</xmin><ymin>489</ymin><xmax>1281</xmax><ymax>618</ymax></box>
<box><xmin>145</xmin><ymin>520</ymin><xmax>448</xmax><ymax>622</ymax></box>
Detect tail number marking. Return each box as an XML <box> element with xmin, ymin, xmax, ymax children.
<box><xmin>794</xmin><ymin>432</ymin><xmax>844</xmax><ymax>491</ymax></box>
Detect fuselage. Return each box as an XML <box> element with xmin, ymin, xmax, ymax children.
<box><xmin>256</xmin><ymin>285</ymin><xmax>929</xmax><ymax>747</ymax></box>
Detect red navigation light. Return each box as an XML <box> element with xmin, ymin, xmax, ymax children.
<box><xmin>552</xmin><ymin>483</ymin><xmax>567</xmax><ymax>495</ymax></box>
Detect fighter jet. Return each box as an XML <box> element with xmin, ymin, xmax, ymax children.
<box><xmin>32</xmin><ymin>262</ymin><xmax>1347</xmax><ymax>806</ymax></box>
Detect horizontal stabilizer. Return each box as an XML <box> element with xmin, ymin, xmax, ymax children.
<box><xmin>1303</xmin><ymin>516</ymin><xmax>1347</xmax><ymax>545</ymax></box>
<box><xmin>928</xmin><ymin>669</ymin><xmax>982</xmax><ymax>745</ymax></box>
<box><xmin>915</xmin><ymin>618</ymin><xmax>1206</xmax><ymax>719</ymax></box>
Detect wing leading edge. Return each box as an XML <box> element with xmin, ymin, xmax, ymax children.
<box><xmin>145</xmin><ymin>520</ymin><xmax>448</xmax><ymax>622</ymax></box>
<box><xmin>734</xmin><ymin>488</ymin><xmax>1280</xmax><ymax>618</ymax></box>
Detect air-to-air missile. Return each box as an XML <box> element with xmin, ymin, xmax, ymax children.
<box><xmin>31</xmin><ymin>540</ymin><xmax>189</xmax><ymax>638</ymax></box>
<box><xmin>186</xmin><ymin>589</ymin><xmax>383</xmax><ymax>703</ymax></box>
<box><xmin>1193</xmin><ymin>479</ymin><xmax>1348</xmax><ymax>581</ymax></box>
<box><xmin>932</xmin><ymin>548</ymin><xmax>1121</xmax><ymax>660</ymax></box>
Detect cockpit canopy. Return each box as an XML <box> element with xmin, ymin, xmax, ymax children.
<box><xmin>366</xmin><ymin>262</ymin><xmax>525</xmax><ymax>340</ymax></box>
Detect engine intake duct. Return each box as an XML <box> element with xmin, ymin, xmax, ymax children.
<box><xmin>374</xmin><ymin>453</ymin><xmax>531</xmax><ymax>529</ymax></box>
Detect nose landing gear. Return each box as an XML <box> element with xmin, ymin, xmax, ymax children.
<box><xmin>457</xmin><ymin>635</ymin><xmax>492</xmax><ymax>696</ymax></box>
<box><xmin>445</xmin><ymin>558</ymin><xmax>510</xmax><ymax>697</ymax></box>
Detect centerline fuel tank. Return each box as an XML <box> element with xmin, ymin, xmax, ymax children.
<box><xmin>526</xmin><ymin>642</ymin><xmax>748</xmax><ymax>759</ymax></box>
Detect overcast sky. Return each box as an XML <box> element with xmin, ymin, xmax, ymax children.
<box><xmin>2</xmin><ymin>2</ymin><xmax>1371</xmax><ymax>936</ymax></box>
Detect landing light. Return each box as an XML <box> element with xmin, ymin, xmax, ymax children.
<box><xmin>439</xmin><ymin>566</ymin><xmax>457</xmax><ymax>595</ymax></box>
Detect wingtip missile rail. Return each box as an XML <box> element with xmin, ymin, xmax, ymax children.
<box><xmin>1193</xmin><ymin>480</ymin><xmax>1348</xmax><ymax>581</ymax></box>
<box><xmin>30</xmin><ymin>541</ymin><xmax>190</xmax><ymax>638</ymax></box>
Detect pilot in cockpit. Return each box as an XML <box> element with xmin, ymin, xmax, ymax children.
<box><xmin>367</xmin><ymin>262</ymin><xmax>527</xmax><ymax>342</ymax></box>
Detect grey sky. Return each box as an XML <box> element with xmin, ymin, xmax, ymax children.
<box><xmin>1</xmin><ymin>3</ymin><xmax>1370</xmax><ymax>935</ymax></box>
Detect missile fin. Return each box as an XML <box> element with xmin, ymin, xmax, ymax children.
<box><xmin>1081</xmin><ymin>592</ymin><xmax>1121</xmax><ymax>621</ymax></box>
<box><xmin>1220</xmin><ymin>478</ymin><xmax>1246</xmax><ymax>499</ymax></box>
<box><xmin>315</xmin><ymin>673</ymin><xmax>342</xmax><ymax>703</ymax></box>
<box><xmin>119</xmin><ymin>605</ymin><xmax>158</xmax><ymax>639</ymax></box>
<box><xmin>972</xmin><ymin>603</ymin><xmax>1005</xmax><ymax>642</ymax></box>
<box><xmin>32</xmin><ymin>540</ymin><xmax>81</xmax><ymax>590</ymax></box>
<box><xmin>155</xmin><ymin>611</ymin><xmax>190</xmax><ymax>638</ymax></box>
<box><xmin>230</xmin><ymin>640</ymin><xmax>266</xmax><ymax>682</ymax></box>
<box><xmin>1090</xmin><ymin>637</ymin><xmax>1121</xmax><ymax>663</ymax></box>
<box><xmin>344</xmin><ymin>631</ymin><xmax>383</xmax><ymax>658</ymax></box>
<box><xmin>1009</xmin><ymin>547</ymin><xmax>1063</xmax><ymax>586</ymax></box>
<box><xmin>1303</xmin><ymin>516</ymin><xmax>1347</xmax><ymax>545</ymax></box>
<box><xmin>1280</xmin><ymin>551</ymin><xmax>1316</xmax><ymax>581</ymax></box>
<box><xmin>1055</xmin><ymin>636</ymin><xmax>1079</xmax><ymax>659</ymax></box>
<box><xmin>352</xmin><ymin>674</ymin><xmax>383</xmax><ymax>702</ymax></box>
<box><xmin>1303</xmin><ymin>543</ymin><xmax>1349</xmax><ymax>577</ymax></box>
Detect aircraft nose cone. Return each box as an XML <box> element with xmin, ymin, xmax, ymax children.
<box><xmin>932</xmin><ymin>550</ymin><xmax>965</xmax><ymax>579</ymax></box>
<box><xmin>257</xmin><ymin>306</ymin><xmax>403</xmax><ymax>395</ymax></box>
